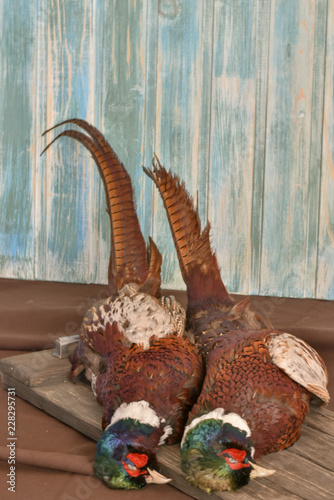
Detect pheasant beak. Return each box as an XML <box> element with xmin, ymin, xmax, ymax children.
<box><xmin>145</xmin><ymin>467</ymin><xmax>172</xmax><ymax>484</ymax></box>
<box><xmin>250</xmin><ymin>461</ymin><xmax>276</xmax><ymax>479</ymax></box>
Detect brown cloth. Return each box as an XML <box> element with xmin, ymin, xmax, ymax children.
<box><xmin>0</xmin><ymin>278</ymin><xmax>333</xmax><ymax>499</ymax></box>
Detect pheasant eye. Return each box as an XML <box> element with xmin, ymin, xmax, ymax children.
<box><xmin>219</xmin><ymin>448</ymin><xmax>250</xmax><ymax>470</ymax></box>
<box><xmin>126</xmin><ymin>453</ymin><xmax>149</xmax><ymax>468</ymax></box>
<box><xmin>124</xmin><ymin>461</ymin><xmax>137</xmax><ymax>471</ymax></box>
<box><xmin>122</xmin><ymin>453</ymin><xmax>149</xmax><ymax>478</ymax></box>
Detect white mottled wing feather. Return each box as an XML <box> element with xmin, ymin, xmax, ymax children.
<box><xmin>267</xmin><ymin>332</ymin><xmax>329</xmax><ymax>404</ymax></box>
<box><xmin>159</xmin><ymin>295</ymin><xmax>186</xmax><ymax>336</ymax></box>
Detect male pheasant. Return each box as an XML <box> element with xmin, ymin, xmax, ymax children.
<box><xmin>145</xmin><ymin>159</ymin><xmax>329</xmax><ymax>492</ymax></box>
<box><xmin>41</xmin><ymin>122</ymin><xmax>204</xmax><ymax>489</ymax></box>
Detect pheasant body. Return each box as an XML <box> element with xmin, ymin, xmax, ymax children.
<box><xmin>42</xmin><ymin>122</ymin><xmax>204</xmax><ymax>489</ymax></box>
<box><xmin>69</xmin><ymin>286</ymin><xmax>203</xmax><ymax>489</ymax></box>
<box><xmin>187</xmin><ymin>329</ymin><xmax>312</xmax><ymax>458</ymax></box>
<box><xmin>74</xmin><ymin>286</ymin><xmax>202</xmax><ymax>438</ymax></box>
<box><xmin>146</xmin><ymin>160</ymin><xmax>329</xmax><ymax>491</ymax></box>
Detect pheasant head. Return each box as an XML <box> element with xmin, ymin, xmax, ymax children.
<box><xmin>180</xmin><ymin>409</ymin><xmax>274</xmax><ymax>492</ymax></box>
<box><xmin>95</xmin><ymin>401</ymin><xmax>172</xmax><ymax>489</ymax></box>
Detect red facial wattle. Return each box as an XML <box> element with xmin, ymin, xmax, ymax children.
<box><xmin>219</xmin><ymin>448</ymin><xmax>251</xmax><ymax>471</ymax></box>
<box><xmin>126</xmin><ymin>453</ymin><xmax>149</xmax><ymax>468</ymax></box>
<box><xmin>122</xmin><ymin>453</ymin><xmax>149</xmax><ymax>477</ymax></box>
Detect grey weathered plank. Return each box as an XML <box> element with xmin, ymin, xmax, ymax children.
<box><xmin>258</xmin><ymin>448</ymin><xmax>334</xmax><ymax>499</ymax></box>
<box><xmin>1</xmin><ymin>371</ymin><xmax>103</xmax><ymax>442</ymax></box>
<box><xmin>1</xmin><ymin>350</ymin><xmax>334</xmax><ymax>499</ymax></box>
<box><xmin>283</xmin><ymin>424</ymin><xmax>334</xmax><ymax>472</ymax></box>
<box><xmin>303</xmin><ymin>406</ymin><xmax>334</xmax><ymax>438</ymax></box>
<box><xmin>0</xmin><ymin>349</ymin><xmax>71</xmax><ymax>387</ymax></box>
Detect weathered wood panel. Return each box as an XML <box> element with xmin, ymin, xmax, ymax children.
<box><xmin>260</xmin><ymin>0</ymin><xmax>326</xmax><ymax>298</ymax></box>
<box><xmin>37</xmin><ymin>0</ymin><xmax>100</xmax><ymax>283</ymax></box>
<box><xmin>208</xmin><ymin>0</ymin><xmax>261</xmax><ymax>294</ymax></box>
<box><xmin>0</xmin><ymin>0</ymin><xmax>333</xmax><ymax>299</ymax></box>
<box><xmin>152</xmin><ymin>0</ymin><xmax>215</xmax><ymax>289</ymax></box>
<box><xmin>96</xmin><ymin>0</ymin><xmax>149</xmax><ymax>284</ymax></box>
<box><xmin>307</xmin><ymin>0</ymin><xmax>330</xmax><ymax>299</ymax></box>
<box><xmin>0</xmin><ymin>0</ymin><xmax>37</xmax><ymax>279</ymax></box>
<box><xmin>249</xmin><ymin>0</ymin><xmax>271</xmax><ymax>295</ymax></box>
<box><xmin>318</xmin><ymin>0</ymin><xmax>334</xmax><ymax>300</ymax></box>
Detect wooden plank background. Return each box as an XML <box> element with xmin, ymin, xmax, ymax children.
<box><xmin>0</xmin><ymin>0</ymin><xmax>333</xmax><ymax>299</ymax></box>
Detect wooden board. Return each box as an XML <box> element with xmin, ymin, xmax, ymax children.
<box><xmin>1</xmin><ymin>349</ymin><xmax>334</xmax><ymax>499</ymax></box>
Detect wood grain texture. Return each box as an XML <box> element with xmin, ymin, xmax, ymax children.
<box><xmin>259</xmin><ymin>0</ymin><xmax>332</xmax><ymax>300</ymax></box>
<box><xmin>1</xmin><ymin>349</ymin><xmax>334</xmax><ymax>499</ymax></box>
<box><xmin>249</xmin><ymin>0</ymin><xmax>271</xmax><ymax>295</ymax></box>
<box><xmin>208</xmin><ymin>0</ymin><xmax>258</xmax><ymax>294</ymax></box>
<box><xmin>318</xmin><ymin>0</ymin><xmax>334</xmax><ymax>300</ymax></box>
<box><xmin>97</xmin><ymin>0</ymin><xmax>149</xmax><ymax>270</ymax></box>
<box><xmin>261</xmin><ymin>1</ymin><xmax>324</xmax><ymax>297</ymax></box>
<box><xmin>152</xmin><ymin>0</ymin><xmax>215</xmax><ymax>289</ymax></box>
<box><xmin>0</xmin><ymin>0</ymin><xmax>37</xmax><ymax>279</ymax></box>
<box><xmin>37</xmin><ymin>0</ymin><xmax>100</xmax><ymax>283</ymax></box>
<box><xmin>0</xmin><ymin>0</ymin><xmax>333</xmax><ymax>299</ymax></box>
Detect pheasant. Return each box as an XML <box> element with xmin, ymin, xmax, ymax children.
<box><xmin>145</xmin><ymin>158</ymin><xmax>330</xmax><ymax>492</ymax></box>
<box><xmin>41</xmin><ymin>121</ymin><xmax>204</xmax><ymax>489</ymax></box>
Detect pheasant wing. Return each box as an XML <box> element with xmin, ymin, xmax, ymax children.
<box><xmin>266</xmin><ymin>332</ymin><xmax>329</xmax><ymax>404</ymax></box>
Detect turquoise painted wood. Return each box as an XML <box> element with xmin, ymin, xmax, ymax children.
<box><xmin>260</xmin><ymin>0</ymin><xmax>329</xmax><ymax>298</ymax></box>
<box><xmin>152</xmin><ymin>0</ymin><xmax>215</xmax><ymax>289</ymax></box>
<box><xmin>208</xmin><ymin>0</ymin><xmax>258</xmax><ymax>294</ymax></box>
<box><xmin>0</xmin><ymin>0</ymin><xmax>333</xmax><ymax>300</ymax></box>
<box><xmin>36</xmin><ymin>0</ymin><xmax>99</xmax><ymax>284</ymax></box>
<box><xmin>0</xmin><ymin>0</ymin><xmax>37</xmax><ymax>280</ymax></box>
<box><xmin>318</xmin><ymin>0</ymin><xmax>334</xmax><ymax>299</ymax></box>
<box><xmin>94</xmin><ymin>0</ymin><xmax>149</xmax><ymax>284</ymax></box>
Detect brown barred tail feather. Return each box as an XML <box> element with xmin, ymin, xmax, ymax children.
<box><xmin>42</xmin><ymin>119</ymin><xmax>160</xmax><ymax>295</ymax></box>
<box><xmin>144</xmin><ymin>157</ymin><xmax>231</xmax><ymax>307</ymax></box>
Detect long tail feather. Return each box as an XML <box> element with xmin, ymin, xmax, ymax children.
<box><xmin>42</xmin><ymin>118</ymin><xmax>108</xmax><ymax>150</ymax></box>
<box><xmin>42</xmin><ymin>119</ymin><xmax>157</xmax><ymax>294</ymax></box>
<box><xmin>144</xmin><ymin>157</ymin><xmax>231</xmax><ymax>307</ymax></box>
<box><xmin>139</xmin><ymin>237</ymin><xmax>162</xmax><ymax>297</ymax></box>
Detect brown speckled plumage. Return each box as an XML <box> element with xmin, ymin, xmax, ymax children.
<box><xmin>95</xmin><ymin>322</ymin><xmax>203</xmax><ymax>438</ymax></box>
<box><xmin>188</xmin><ymin>329</ymin><xmax>310</xmax><ymax>458</ymax></box>
<box><xmin>146</xmin><ymin>159</ymin><xmax>329</xmax><ymax>460</ymax></box>
<box><xmin>42</xmin><ymin>122</ymin><xmax>204</xmax><ymax>443</ymax></box>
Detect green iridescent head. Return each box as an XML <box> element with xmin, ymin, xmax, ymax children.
<box><xmin>180</xmin><ymin>409</ymin><xmax>275</xmax><ymax>492</ymax></box>
<box><xmin>95</xmin><ymin>401</ymin><xmax>172</xmax><ymax>489</ymax></box>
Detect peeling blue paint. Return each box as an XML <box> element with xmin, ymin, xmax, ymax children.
<box><xmin>0</xmin><ymin>0</ymin><xmax>333</xmax><ymax>299</ymax></box>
